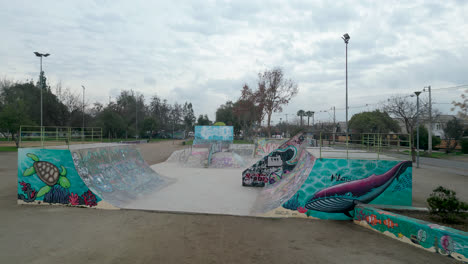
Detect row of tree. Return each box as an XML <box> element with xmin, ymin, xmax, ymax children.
<box><xmin>0</xmin><ymin>75</ymin><xmax>210</xmax><ymax>145</ymax></box>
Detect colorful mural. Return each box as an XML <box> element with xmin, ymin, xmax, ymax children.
<box><xmin>17</xmin><ymin>148</ymin><xmax>101</xmax><ymax>207</ymax></box>
<box><xmin>278</xmin><ymin>158</ymin><xmax>412</xmax><ymax>220</ymax></box>
<box><xmin>193</xmin><ymin>126</ymin><xmax>233</xmax><ymax>145</ymax></box>
<box><xmin>242</xmin><ymin>132</ymin><xmax>306</xmax><ymax>187</ymax></box>
<box><xmin>254</xmin><ymin>138</ymin><xmax>288</xmax><ymax>157</ymax></box>
<box><xmin>251</xmin><ymin>149</ymin><xmax>316</xmax><ymax>215</ymax></box>
<box><xmin>71</xmin><ymin>145</ymin><xmax>174</xmax><ymax>207</ymax></box>
<box><xmin>354</xmin><ymin>205</ymin><xmax>468</xmax><ymax>262</ymax></box>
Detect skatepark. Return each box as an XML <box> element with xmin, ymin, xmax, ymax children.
<box><xmin>3</xmin><ymin>129</ymin><xmax>467</xmax><ymax>263</ymax></box>
<box><xmin>17</xmin><ymin>127</ymin><xmax>413</xmax><ymax>220</ymax></box>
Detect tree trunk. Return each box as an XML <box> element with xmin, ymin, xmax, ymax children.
<box><xmin>267</xmin><ymin>112</ymin><xmax>272</xmax><ymax>138</ymax></box>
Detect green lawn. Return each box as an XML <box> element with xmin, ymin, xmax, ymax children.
<box><xmin>400</xmin><ymin>150</ymin><xmax>465</xmax><ymax>158</ymax></box>
<box><xmin>0</xmin><ymin>146</ymin><xmax>18</xmax><ymax>152</ymax></box>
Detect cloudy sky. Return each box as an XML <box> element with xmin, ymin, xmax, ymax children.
<box><xmin>1</xmin><ymin>0</ymin><xmax>467</xmax><ymax>124</ymax></box>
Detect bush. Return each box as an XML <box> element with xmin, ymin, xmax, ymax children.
<box><xmin>461</xmin><ymin>138</ymin><xmax>468</xmax><ymax>154</ymax></box>
<box><xmin>427</xmin><ymin>186</ymin><xmax>468</xmax><ymax>223</ymax></box>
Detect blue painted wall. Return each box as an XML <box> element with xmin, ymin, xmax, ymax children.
<box><xmin>282</xmin><ymin>158</ymin><xmax>412</xmax><ymax>220</ymax></box>
<box><xmin>17</xmin><ymin>148</ymin><xmax>101</xmax><ymax>206</ymax></box>
<box><xmin>194</xmin><ymin>126</ymin><xmax>233</xmax><ymax>144</ymax></box>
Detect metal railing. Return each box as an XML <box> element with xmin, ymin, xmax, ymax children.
<box><xmin>310</xmin><ymin>132</ymin><xmax>411</xmax><ymax>160</ymax></box>
<box><xmin>19</xmin><ymin>126</ymin><xmax>103</xmax><ymax>148</ymax></box>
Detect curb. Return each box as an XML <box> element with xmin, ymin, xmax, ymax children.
<box><xmin>353</xmin><ymin>204</ymin><xmax>468</xmax><ymax>263</ymax></box>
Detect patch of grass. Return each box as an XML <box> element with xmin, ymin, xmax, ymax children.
<box><xmin>421</xmin><ymin>151</ymin><xmax>464</xmax><ymax>158</ymax></box>
<box><xmin>184</xmin><ymin>140</ymin><xmax>193</xmax><ymax>145</ymax></box>
<box><xmin>0</xmin><ymin>146</ymin><xmax>18</xmax><ymax>152</ymax></box>
<box><xmin>233</xmin><ymin>139</ymin><xmax>253</xmax><ymax>144</ymax></box>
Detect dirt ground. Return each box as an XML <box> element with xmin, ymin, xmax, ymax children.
<box><xmin>0</xmin><ymin>141</ymin><xmax>457</xmax><ymax>264</ymax></box>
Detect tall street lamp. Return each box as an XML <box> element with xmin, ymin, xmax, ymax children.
<box><xmin>414</xmin><ymin>91</ymin><xmax>422</xmax><ymax>168</ymax></box>
<box><xmin>342</xmin><ymin>33</ymin><xmax>350</xmax><ymax>145</ymax></box>
<box><xmin>81</xmin><ymin>85</ymin><xmax>86</xmax><ymax>142</ymax></box>
<box><xmin>34</xmin><ymin>52</ymin><xmax>50</xmax><ymax>148</ymax></box>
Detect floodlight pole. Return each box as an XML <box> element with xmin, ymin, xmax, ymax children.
<box><xmin>342</xmin><ymin>33</ymin><xmax>350</xmax><ymax>149</ymax></box>
<box><xmin>415</xmin><ymin>91</ymin><xmax>422</xmax><ymax>168</ymax></box>
<box><xmin>34</xmin><ymin>52</ymin><xmax>50</xmax><ymax>148</ymax></box>
<box><xmin>82</xmin><ymin>85</ymin><xmax>86</xmax><ymax>142</ymax></box>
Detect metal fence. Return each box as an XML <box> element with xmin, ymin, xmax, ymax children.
<box><xmin>19</xmin><ymin>126</ymin><xmax>102</xmax><ymax>148</ymax></box>
<box><xmin>308</xmin><ymin>132</ymin><xmax>412</xmax><ymax>160</ymax></box>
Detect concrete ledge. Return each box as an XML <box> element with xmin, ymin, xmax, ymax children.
<box><xmin>354</xmin><ymin>204</ymin><xmax>468</xmax><ymax>263</ymax></box>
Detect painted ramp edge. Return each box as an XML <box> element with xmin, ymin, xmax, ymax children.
<box><xmin>242</xmin><ymin>132</ymin><xmax>307</xmax><ymax>187</ymax></box>
<box><xmin>17</xmin><ymin>148</ymin><xmax>115</xmax><ymax>209</ymax></box>
<box><xmin>256</xmin><ymin>158</ymin><xmax>413</xmax><ymax>220</ymax></box>
<box><xmin>354</xmin><ymin>204</ymin><xmax>468</xmax><ymax>263</ymax></box>
<box><xmin>70</xmin><ymin>145</ymin><xmax>175</xmax><ymax>208</ymax></box>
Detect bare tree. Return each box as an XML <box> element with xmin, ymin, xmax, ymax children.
<box><xmin>383</xmin><ymin>95</ymin><xmax>430</xmax><ymax>161</ymax></box>
<box><xmin>256</xmin><ymin>68</ymin><xmax>298</xmax><ymax>137</ymax></box>
<box><xmin>451</xmin><ymin>89</ymin><xmax>468</xmax><ymax>120</ymax></box>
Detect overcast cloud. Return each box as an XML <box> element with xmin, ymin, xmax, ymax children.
<box><xmin>1</xmin><ymin>0</ymin><xmax>467</xmax><ymax>123</ymax></box>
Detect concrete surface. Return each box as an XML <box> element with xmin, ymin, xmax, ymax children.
<box><xmin>0</xmin><ymin>142</ymin><xmax>463</xmax><ymax>263</ymax></box>
<box><xmin>123</xmin><ymin>162</ymin><xmax>261</xmax><ymax>215</ymax></box>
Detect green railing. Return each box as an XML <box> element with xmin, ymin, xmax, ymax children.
<box><xmin>19</xmin><ymin>126</ymin><xmax>103</xmax><ymax>148</ymax></box>
<box><xmin>315</xmin><ymin>132</ymin><xmax>411</xmax><ymax>160</ymax></box>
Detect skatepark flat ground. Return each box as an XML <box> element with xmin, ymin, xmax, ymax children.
<box><xmin>0</xmin><ymin>142</ymin><xmax>465</xmax><ymax>263</ymax></box>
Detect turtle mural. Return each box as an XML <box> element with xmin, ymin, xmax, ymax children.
<box><xmin>18</xmin><ymin>148</ymin><xmax>101</xmax><ymax>207</ymax></box>
<box><xmin>22</xmin><ymin>153</ymin><xmax>71</xmax><ymax>197</ymax></box>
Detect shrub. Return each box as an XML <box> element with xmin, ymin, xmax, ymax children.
<box><xmin>427</xmin><ymin>186</ymin><xmax>468</xmax><ymax>223</ymax></box>
<box><xmin>461</xmin><ymin>138</ymin><xmax>468</xmax><ymax>154</ymax></box>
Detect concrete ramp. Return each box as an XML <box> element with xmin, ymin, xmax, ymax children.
<box><xmin>71</xmin><ymin>145</ymin><xmax>174</xmax><ymax>207</ymax></box>
<box><xmin>242</xmin><ymin>132</ymin><xmax>307</xmax><ymax>187</ymax></box>
<box><xmin>17</xmin><ymin>145</ymin><xmax>174</xmax><ymax>209</ymax></box>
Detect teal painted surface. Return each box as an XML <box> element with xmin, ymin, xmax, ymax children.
<box><xmin>17</xmin><ymin>148</ymin><xmax>101</xmax><ymax>205</ymax></box>
<box><xmin>194</xmin><ymin>126</ymin><xmax>233</xmax><ymax>145</ymax></box>
<box><xmin>282</xmin><ymin>158</ymin><xmax>412</xmax><ymax>220</ymax></box>
<box><xmin>355</xmin><ymin>205</ymin><xmax>468</xmax><ymax>262</ymax></box>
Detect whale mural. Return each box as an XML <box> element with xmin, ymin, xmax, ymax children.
<box><xmin>305</xmin><ymin>161</ymin><xmax>412</xmax><ymax>217</ymax></box>
<box><xmin>267</xmin><ymin>158</ymin><xmax>413</xmax><ymax>220</ymax></box>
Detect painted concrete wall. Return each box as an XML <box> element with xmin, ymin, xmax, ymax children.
<box><xmin>262</xmin><ymin>158</ymin><xmax>412</xmax><ymax>220</ymax></box>
<box><xmin>18</xmin><ymin>148</ymin><xmax>101</xmax><ymax>207</ymax></box>
<box><xmin>242</xmin><ymin>133</ymin><xmax>307</xmax><ymax>187</ymax></box>
<box><xmin>354</xmin><ymin>205</ymin><xmax>468</xmax><ymax>263</ymax></box>
<box><xmin>193</xmin><ymin>126</ymin><xmax>233</xmax><ymax>145</ymax></box>
<box><xmin>254</xmin><ymin>138</ymin><xmax>288</xmax><ymax>157</ymax></box>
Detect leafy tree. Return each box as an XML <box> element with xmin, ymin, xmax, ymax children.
<box><xmin>142</xmin><ymin>117</ymin><xmax>158</xmax><ymax>139</ymax></box>
<box><xmin>413</xmin><ymin>125</ymin><xmax>441</xmax><ymax>151</ymax></box>
<box><xmin>0</xmin><ymin>99</ymin><xmax>34</xmax><ymax>146</ymax></box>
<box><xmin>182</xmin><ymin>102</ymin><xmax>196</xmax><ymax>132</ymax></box>
<box><xmin>349</xmin><ymin>110</ymin><xmax>400</xmax><ymax>134</ymax></box>
<box><xmin>443</xmin><ymin>117</ymin><xmax>464</xmax><ymax>153</ymax></box>
<box><xmin>297</xmin><ymin>110</ymin><xmax>305</xmax><ymax>127</ymax></box>
<box><xmin>305</xmin><ymin>111</ymin><xmax>314</xmax><ymax>127</ymax></box>
<box><xmin>197</xmin><ymin>114</ymin><xmax>211</xmax><ymax>125</ymax></box>
<box><xmin>233</xmin><ymin>85</ymin><xmax>263</xmax><ymax>138</ymax></box>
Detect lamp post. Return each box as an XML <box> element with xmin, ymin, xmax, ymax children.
<box><xmin>81</xmin><ymin>85</ymin><xmax>86</xmax><ymax>142</ymax></box>
<box><xmin>414</xmin><ymin>91</ymin><xmax>422</xmax><ymax>168</ymax></box>
<box><xmin>342</xmin><ymin>33</ymin><xmax>350</xmax><ymax>146</ymax></box>
<box><xmin>424</xmin><ymin>86</ymin><xmax>432</xmax><ymax>155</ymax></box>
<box><xmin>34</xmin><ymin>52</ymin><xmax>50</xmax><ymax>148</ymax></box>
